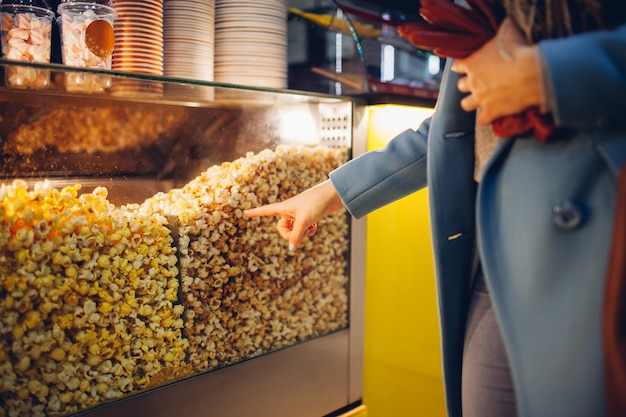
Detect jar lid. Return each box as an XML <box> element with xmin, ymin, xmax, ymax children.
<box><xmin>0</xmin><ymin>0</ymin><xmax>55</xmax><ymax>16</ymax></box>
<box><xmin>57</xmin><ymin>0</ymin><xmax>116</xmax><ymax>16</ymax></box>
<box><xmin>58</xmin><ymin>0</ymin><xmax>114</xmax><ymax>5</ymax></box>
<box><xmin>0</xmin><ymin>0</ymin><xmax>51</xmax><ymax>6</ymax></box>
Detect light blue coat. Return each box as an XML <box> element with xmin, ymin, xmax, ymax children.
<box><xmin>330</xmin><ymin>25</ymin><xmax>626</xmax><ymax>417</ymax></box>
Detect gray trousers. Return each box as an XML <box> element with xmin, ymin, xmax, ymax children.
<box><xmin>461</xmin><ymin>266</ymin><xmax>518</xmax><ymax>417</ymax></box>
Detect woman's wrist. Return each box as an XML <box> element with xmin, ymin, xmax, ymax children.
<box><xmin>318</xmin><ymin>179</ymin><xmax>344</xmax><ymax>216</ymax></box>
<box><xmin>513</xmin><ymin>43</ymin><xmax>544</xmax><ymax>111</ymax></box>
<box><xmin>534</xmin><ymin>46</ymin><xmax>554</xmax><ymax>114</ymax></box>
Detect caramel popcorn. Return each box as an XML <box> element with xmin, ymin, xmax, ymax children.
<box><xmin>142</xmin><ymin>145</ymin><xmax>350</xmax><ymax>372</ymax></box>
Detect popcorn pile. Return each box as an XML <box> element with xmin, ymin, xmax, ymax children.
<box><xmin>142</xmin><ymin>145</ymin><xmax>351</xmax><ymax>372</ymax></box>
<box><xmin>2</xmin><ymin>106</ymin><xmax>184</xmax><ymax>155</ymax></box>
<box><xmin>0</xmin><ymin>181</ymin><xmax>187</xmax><ymax>417</ymax></box>
<box><xmin>0</xmin><ymin>144</ymin><xmax>350</xmax><ymax>416</ymax></box>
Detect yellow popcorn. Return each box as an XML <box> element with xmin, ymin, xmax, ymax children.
<box><xmin>86</xmin><ymin>356</ymin><xmax>101</xmax><ymax>367</ymax></box>
<box><xmin>11</xmin><ymin>325</ymin><xmax>25</xmax><ymax>339</ymax></box>
<box><xmin>138</xmin><ymin>305</ymin><xmax>153</xmax><ymax>317</ymax></box>
<box><xmin>97</xmin><ymin>302</ymin><xmax>113</xmax><ymax>315</ymax></box>
<box><xmin>49</xmin><ymin>348</ymin><xmax>66</xmax><ymax>362</ymax></box>
<box><xmin>22</xmin><ymin>311</ymin><xmax>41</xmax><ymax>330</ymax></box>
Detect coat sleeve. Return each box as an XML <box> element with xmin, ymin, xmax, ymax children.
<box><xmin>329</xmin><ymin>117</ymin><xmax>430</xmax><ymax>219</ymax></box>
<box><xmin>540</xmin><ymin>24</ymin><xmax>626</xmax><ymax>129</ymax></box>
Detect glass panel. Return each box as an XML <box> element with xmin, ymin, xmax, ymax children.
<box><xmin>0</xmin><ymin>60</ymin><xmax>353</xmax><ymax>417</ymax></box>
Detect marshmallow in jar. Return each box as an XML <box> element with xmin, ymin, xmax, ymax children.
<box><xmin>57</xmin><ymin>0</ymin><xmax>117</xmax><ymax>92</ymax></box>
<box><xmin>0</xmin><ymin>0</ymin><xmax>55</xmax><ymax>88</ymax></box>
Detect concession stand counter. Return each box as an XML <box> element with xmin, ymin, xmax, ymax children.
<box><xmin>0</xmin><ymin>60</ymin><xmax>368</xmax><ymax>417</ymax></box>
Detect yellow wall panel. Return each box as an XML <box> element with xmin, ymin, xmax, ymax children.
<box><xmin>363</xmin><ymin>105</ymin><xmax>446</xmax><ymax>417</ymax></box>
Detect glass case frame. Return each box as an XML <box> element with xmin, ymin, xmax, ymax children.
<box><xmin>0</xmin><ymin>59</ymin><xmax>368</xmax><ymax>417</ymax></box>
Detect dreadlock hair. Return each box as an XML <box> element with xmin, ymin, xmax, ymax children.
<box><xmin>503</xmin><ymin>0</ymin><xmax>625</xmax><ymax>42</ymax></box>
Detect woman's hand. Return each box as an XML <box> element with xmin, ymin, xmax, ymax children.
<box><xmin>244</xmin><ymin>179</ymin><xmax>344</xmax><ymax>251</ymax></box>
<box><xmin>450</xmin><ymin>18</ymin><xmax>544</xmax><ymax>126</ymax></box>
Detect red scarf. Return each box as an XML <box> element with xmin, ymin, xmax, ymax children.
<box><xmin>397</xmin><ymin>0</ymin><xmax>556</xmax><ymax>141</ymax></box>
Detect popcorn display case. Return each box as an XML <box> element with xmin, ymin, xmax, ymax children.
<box><xmin>0</xmin><ymin>59</ymin><xmax>367</xmax><ymax>417</ymax></box>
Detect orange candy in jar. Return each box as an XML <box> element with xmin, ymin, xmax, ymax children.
<box><xmin>57</xmin><ymin>0</ymin><xmax>117</xmax><ymax>92</ymax></box>
<box><xmin>0</xmin><ymin>0</ymin><xmax>55</xmax><ymax>88</ymax></box>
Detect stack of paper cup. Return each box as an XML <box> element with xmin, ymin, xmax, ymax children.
<box><xmin>214</xmin><ymin>0</ymin><xmax>287</xmax><ymax>89</ymax></box>
<box><xmin>163</xmin><ymin>0</ymin><xmax>214</xmax><ymax>82</ymax></box>
<box><xmin>111</xmin><ymin>0</ymin><xmax>163</xmax><ymax>76</ymax></box>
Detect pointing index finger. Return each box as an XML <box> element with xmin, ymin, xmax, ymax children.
<box><xmin>244</xmin><ymin>203</ymin><xmax>283</xmax><ymax>218</ymax></box>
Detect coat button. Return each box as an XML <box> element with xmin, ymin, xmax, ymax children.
<box><xmin>553</xmin><ymin>201</ymin><xmax>584</xmax><ymax>230</ymax></box>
